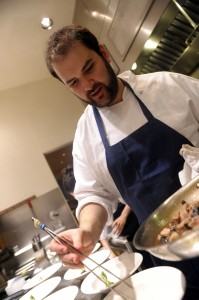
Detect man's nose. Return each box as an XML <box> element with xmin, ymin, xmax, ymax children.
<box><xmin>82</xmin><ymin>78</ymin><xmax>94</xmax><ymax>91</ymax></box>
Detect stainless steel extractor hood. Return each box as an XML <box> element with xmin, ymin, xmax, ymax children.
<box><xmin>134</xmin><ymin>0</ymin><xmax>199</xmax><ymax>77</ymax></box>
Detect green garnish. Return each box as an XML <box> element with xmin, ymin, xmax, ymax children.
<box><xmin>30</xmin><ymin>295</ymin><xmax>35</xmax><ymax>300</ymax></box>
<box><xmin>100</xmin><ymin>271</ymin><xmax>114</xmax><ymax>287</ymax></box>
<box><xmin>81</xmin><ymin>267</ymin><xmax>86</xmax><ymax>274</ymax></box>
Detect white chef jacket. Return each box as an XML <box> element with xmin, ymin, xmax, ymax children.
<box><xmin>73</xmin><ymin>70</ymin><xmax>199</xmax><ymax>225</ymax></box>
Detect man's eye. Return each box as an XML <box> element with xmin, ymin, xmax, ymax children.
<box><xmin>85</xmin><ymin>64</ymin><xmax>94</xmax><ymax>73</ymax></box>
<box><xmin>70</xmin><ymin>80</ymin><xmax>77</xmax><ymax>87</ymax></box>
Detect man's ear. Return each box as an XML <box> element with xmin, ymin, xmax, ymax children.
<box><xmin>99</xmin><ymin>44</ymin><xmax>111</xmax><ymax>63</ymax></box>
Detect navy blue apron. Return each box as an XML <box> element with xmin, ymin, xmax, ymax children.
<box><xmin>92</xmin><ymin>79</ymin><xmax>199</xmax><ymax>299</ymax></box>
<box><xmin>93</xmin><ymin>79</ymin><xmax>191</xmax><ymax>224</ymax></box>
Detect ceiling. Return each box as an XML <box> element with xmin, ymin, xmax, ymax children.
<box><xmin>1</xmin><ymin>0</ymin><xmax>198</xmax><ymax>94</ymax></box>
<box><xmin>0</xmin><ymin>0</ymin><xmax>75</xmax><ymax>92</ymax></box>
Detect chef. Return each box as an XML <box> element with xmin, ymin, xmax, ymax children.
<box><xmin>45</xmin><ymin>25</ymin><xmax>199</xmax><ymax>299</ymax></box>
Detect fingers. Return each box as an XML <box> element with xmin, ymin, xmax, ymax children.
<box><xmin>50</xmin><ymin>238</ymin><xmax>68</xmax><ymax>254</ymax></box>
<box><xmin>49</xmin><ymin>228</ymin><xmax>94</xmax><ymax>269</ymax></box>
<box><xmin>62</xmin><ymin>259</ymin><xmax>84</xmax><ymax>269</ymax></box>
<box><xmin>60</xmin><ymin>252</ymin><xmax>84</xmax><ymax>268</ymax></box>
<box><xmin>112</xmin><ymin>221</ymin><xmax>123</xmax><ymax>236</ymax></box>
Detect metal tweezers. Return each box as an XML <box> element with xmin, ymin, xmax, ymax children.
<box><xmin>32</xmin><ymin>217</ymin><xmax>135</xmax><ymax>299</ymax></box>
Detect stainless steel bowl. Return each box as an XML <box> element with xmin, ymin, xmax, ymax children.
<box><xmin>133</xmin><ymin>176</ymin><xmax>199</xmax><ymax>261</ymax></box>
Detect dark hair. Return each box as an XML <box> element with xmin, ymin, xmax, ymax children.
<box><xmin>61</xmin><ymin>165</ymin><xmax>76</xmax><ymax>193</ymax></box>
<box><xmin>45</xmin><ymin>25</ymin><xmax>102</xmax><ymax>80</ymax></box>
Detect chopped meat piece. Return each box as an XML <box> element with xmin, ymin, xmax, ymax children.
<box><xmin>156</xmin><ymin>200</ymin><xmax>199</xmax><ymax>245</ymax></box>
<box><xmin>169</xmin><ymin>231</ymin><xmax>180</xmax><ymax>242</ymax></box>
<box><xmin>188</xmin><ymin>215</ymin><xmax>199</xmax><ymax>228</ymax></box>
<box><xmin>159</xmin><ymin>227</ymin><xmax>171</xmax><ymax>236</ymax></box>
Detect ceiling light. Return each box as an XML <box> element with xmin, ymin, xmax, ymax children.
<box><xmin>144</xmin><ymin>39</ymin><xmax>158</xmax><ymax>50</ymax></box>
<box><xmin>131</xmin><ymin>62</ymin><xmax>137</xmax><ymax>71</ymax></box>
<box><xmin>41</xmin><ymin>17</ymin><xmax>53</xmax><ymax>30</ymax></box>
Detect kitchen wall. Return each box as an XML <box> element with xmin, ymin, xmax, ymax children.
<box><xmin>0</xmin><ymin>78</ymin><xmax>84</xmax><ymax>211</ymax></box>
<box><xmin>0</xmin><ymin>77</ymin><xmax>82</xmax><ymax>272</ymax></box>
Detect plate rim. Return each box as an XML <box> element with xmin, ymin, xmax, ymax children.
<box><xmin>80</xmin><ymin>251</ymin><xmax>143</xmax><ymax>295</ymax></box>
<box><xmin>43</xmin><ymin>285</ymin><xmax>79</xmax><ymax>300</ymax></box>
<box><xmin>103</xmin><ymin>266</ymin><xmax>186</xmax><ymax>300</ymax></box>
<box><xmin>23</xmin><ymin>262</ymin><xmax>62</xmax><ymax>290</ymax></box>
<box><xmin>64</xmin><ymin>249</ymin><xmax>110</xmax><ymax>281</ymax></box>
<box><xmin>19</xmin><ymin>276</ymin><xmax>61</xmax><ymax>300</ymax></box>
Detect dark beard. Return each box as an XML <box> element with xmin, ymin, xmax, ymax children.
<box><xmin>79</xmin><ymin>58</ymin><xmax>118</xmax><ymax>108</ymax></box>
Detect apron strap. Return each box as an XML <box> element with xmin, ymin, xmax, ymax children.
<box><xmin>120</xmin><ymin>78</ymin><xmax>154</xmax><ymax>121</ymax></box>
<box><xmin>93</xmin><ymin>107</ymin><xmax>109</xmax><ymax>148</ymax></box>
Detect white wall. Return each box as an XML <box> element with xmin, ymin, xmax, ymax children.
<box><xmin>0</xmin><ymin>78</ymin><xmax>85</xmax><ymax>211</ymax></box>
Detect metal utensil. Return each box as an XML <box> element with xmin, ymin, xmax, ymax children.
<box><xmin>133</xmin><ymin>175</ymin><xmax>199</xmax><ymax>261</ymax></box>
<box><xmin>31</xmin><ymin>217</ymin><xmax>135</xmax><ymax>300</ymax></box>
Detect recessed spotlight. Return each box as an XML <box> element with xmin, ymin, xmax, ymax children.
<box><xmin>41</xmin><ymin>17</ymin><xmax>53</xmax><ymax>30</ymax></box>
<box><xmin>131</xmin><ymin>62</ymin><xmax>137</xmax><ymax>71</ymax></box>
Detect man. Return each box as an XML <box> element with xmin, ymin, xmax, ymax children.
<box><xmin>45</xmin><ymin>25</ymin><xmax>199</xmax><ymax>299</ymax></box>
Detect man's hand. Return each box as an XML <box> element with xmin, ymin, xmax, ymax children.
<box><xmin>50</xmin><ymin>228</ymin><xmax>95</xmax><ymax>268</ymax></box>
<box><xmin>50</xmin><ymin>203</ymin><xmax>108</xmax><ymax>268</ymax></box>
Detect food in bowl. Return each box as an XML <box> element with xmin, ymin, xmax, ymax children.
<box><xmin>100</xmin><ymin>271</ymin><xmax>114</xmax><ymax>287</ymax></box>
<box><xmin>156</xmin><ymin>200</ymin><xmax>199</xmax><ymax>245</ymax></box>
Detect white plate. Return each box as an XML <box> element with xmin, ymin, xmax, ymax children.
<box><xmin>43</xmin><ymin>286</ymin><xmax>78</xmax><ymax>300</ymax></box>
<box><xmin>23</xmin><ymin>263</ymin><xmax>62</xmax><ymax>290</ymax></box>
<box><xmin>104</xmin><ymin>266</ymin><xmax>186</xmax><ymax>300</ymax></box>
<box><xmin>19</xmin><ymin>276</ymin><xmax>61</xmax><ymax>300</ymax></box>
<box><xmin>64</xmin><ymin>249</ymin><xmax>110</xmax><ymax>281</ymax></box>
<box><xmin>92</xmin><ymin>242</ymin><xmax>101</xmax><ymax>253</ymax></box>
<box><xmin>81</xmin><ymin>252</ymin><xmax>143</xmax><ymax>295</ymax></box>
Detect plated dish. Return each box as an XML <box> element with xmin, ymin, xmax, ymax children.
<box><xmin>23</xmin><ymin>263</ymin><xmax>62</xmax><ymax>290</ymax></box>
<box><xmin>104</xmin><ymin>266</ymin><xmax>186</xmax><ymax>300</ymax></box>
<box><xmin>92</xmin><ymin>242</ymin><xmax>101</xmax><ymax>253</ymax></box>
<box><xmin>81</xmin><ymin>251</ymin><xmax>143</xmax><ymax>295</ymax></box>
<box><xmin>64</xmin><ymin>249</ymin><xmax>110</xmax><ymax>281</ymax></box>
<box><xmin>43</xmin><ymin>286</ymin><xmax>78</xmax><ymax>300</ymax></box>
<box><xmin>19</xmin><ymin>276</ymin><xmax>61</xmax><ymax>300</ymax></box>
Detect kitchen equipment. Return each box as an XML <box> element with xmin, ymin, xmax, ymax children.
<box><xmin>0</xmin><ymin>266</ymin><xmax>7</xmax><ymax>292</ymax></box>
<box><xmin>133</xmin><ymin>175</ymin><xmax>199</xmax><ymax>261</ymax></box>
<box><xmin>110</xmin><ymin>236</ymin><xmax>134</xmax><ymax>253</ymax></box>
<box><xmin>5</xmin><ymin>276</ymin><xmax>25</xmax><ymax>296</ymax></box>
<box><xmin>32</xmin><ymin>234</ymin><xmax>42</xmax><ymax>252</ymax></box>
<box><xmin>171</xmin><ymin>0</ymin><xmax>199</xmax><ymax>49</ymax></box>
<box><xmin>31</xmin><ymin>217</ymin><xmax>138</xmax><ymax>300</ymax></box>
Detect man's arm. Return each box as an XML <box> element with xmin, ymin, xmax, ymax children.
<box><xmin>79</xmin><ymin>203</ymin><xmax>108</xmax><ymax>245</ymax></box>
